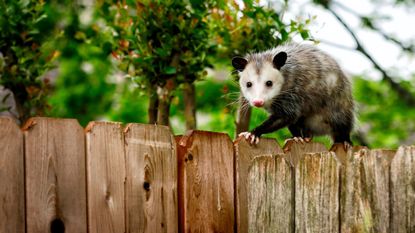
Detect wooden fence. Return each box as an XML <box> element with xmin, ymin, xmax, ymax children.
<box><xmin>0</xmin><ymin>117</ymin><xmax>414</xmax><ymax>233</ymax></box>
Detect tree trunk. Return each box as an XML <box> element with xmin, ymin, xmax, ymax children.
<box><xmin>183</xmin><ymin>82</ymin><xmax>196</xmax><ymax>130</ymax></box>
<box><xmin>148</xmin><ymin>89</ymin><xmax>158</xmax><ymax>124</ymax></box>
<box><xmin>235</xmin><ymin>97</ymin><xmax>251</xmax><ymax>136</ymax></box>
<box><xmin>157</xmin><ymin>95</ymin><xmax>171</xmax><ymax>126</ymax></box>
<box><xmin>9</xmin><ymin>85</ymin><xmax>27</xmax><ymax>124</ymax></box>
<box><xmin>156</xmin><ymin>81</ymin><xmax>174</xmax><ymax>126</ymax></box>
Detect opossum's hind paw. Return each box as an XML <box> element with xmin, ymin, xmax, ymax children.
<box><xmin>238</xmin><ymin>132</ymin><xmax>260</xmax><ymax>145</ymax></box>
<box><xmin>284</xmin><ymin>137</ymin><xmax>310</xmax><ymax>144</ymax></box>
<box><xmin>304</xmin><ymin>137</ymin><xmax>312</xmax><ymax>143</ymax></box>
<box><xmin>283</xmin><ymin>137</ymin><xmax>312</xmax><ymax>152</ymax></box>
<box><xmin>330</xmin><ymin>141</ymin><xmax>353</xmax><ymax>152</ymax></box>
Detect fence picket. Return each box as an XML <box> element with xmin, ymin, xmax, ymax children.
<box><xmin>234</xmin><ymin>137</ymin><xmax>283</xmax><ymax>233</ymax></box>
<box><xmin>0</xmin><ymin>117</ymin><xmax>24</xmax><ymax>233</ymax></box>
<box><xmin>24</xmin><ymin>117</ymin><xmax>87</xmax><ymax>233</ymax></box>
<box><xmin>295</xmin><ymin>151</ymin><xmax>340</xmax><ymax>233</ymax></box>
<box><xmin>177</xmin><ymin>131</ymin><xmax>234</xmax><ymax>233</ymax></box>
<box><xmin>247</xmin><ymin>155</ymin><xmax>293</xmax><ymax>233</ymax></box>
<box><xmin>86</xmin><ymin>122</ymin><xmax>126</xmax><ymax>233</ymax></box>
<box><xmin>391</xmin><ymin>146</ymin><xmax>415</xmax><ymax>233</ymax></box>
<box><xmin>124</xmin><ymin>123</ymin><xmax>178</xmax><ymax>233</ymax></box>
<box><xmin>339</xmin><ymin>148</ymin><xmax>394</xmax><ymax>233</ymax></box>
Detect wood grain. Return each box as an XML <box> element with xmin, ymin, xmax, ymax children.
<box><xmin>391</xmin><ymin>146</ymin><xmax>415</xmax><ymax>233</ymax></box>
<box><xmin>86</xmin><ymin>121</ymin><xmax>126</xmax><ymax>233</ymax></box>
<box><xmin>340</xmin><ymin>148</ymin><xmax>394</xmax><ymax>233</ymax></box>
<box><xmin>295</xmin><ymin>152</ymin><xmax>340</xmax><ymax>233</ymax></box>
<box><xmin>124</xmin><ymin>123</ymin><xmax>178</xmax><ymax>233</ymax></box>
<box><xmin>24</xmin><ymin>117</ymin><xmax>87</xmax><ymax>233</ymax></box>
<box><xmin>234</xmin><ymin>137</ymin><xmax>283</xmax><ymax>233</ymax></box>
<box><xmin>0</xmin><ymin>117</ymin><xmax>24</xmax><ymax>233</ymax></box>
<box><xmin>283</xmin><ymin>141</ymin><xmax>328</xmax><ymax>166</ymax></box>
<box><xmin>247</xmin><ymin>155</ymin><xmax>293</xmax><ymax>233</ymax></box>
<box><xmin>177</xmin><ymin>130</ymin><xmax>234</xmax><ymax>233</ymax></box>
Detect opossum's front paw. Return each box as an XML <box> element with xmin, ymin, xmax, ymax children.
<box><xmin>238</xmin><ymin>131</ymin><xmax>260</xmax><ymax>145</ymax></box>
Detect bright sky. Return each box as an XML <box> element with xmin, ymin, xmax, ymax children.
<box><xmin>282</xmin><ymin>0</ymin><xmax>415</xmax><ymax>80</ymax></box>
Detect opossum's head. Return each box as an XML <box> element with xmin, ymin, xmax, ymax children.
<box><xmin>232</xmin><ymin>51</ymin><xmax>287</xmax><ymax>108</ymax></box>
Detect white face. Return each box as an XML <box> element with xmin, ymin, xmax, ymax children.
<box><xmin>239</xmin><ymin>62</ymin><xmax>284</xmax><ymax>109</ymax></box>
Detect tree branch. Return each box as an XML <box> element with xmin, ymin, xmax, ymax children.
<box><xmin>315</xmin><ymin>39</ymin><xmax>355</xmax><ymax>50</ymax></box>
<box><xmin>326</xmin><ymin>6</ymin><xmax>415</xmax><ymax>107</ymax></box>
<box><xmin>333</xmin><ymin>0</ymin><xmax>415</xmax><ymax>52</ymax></box>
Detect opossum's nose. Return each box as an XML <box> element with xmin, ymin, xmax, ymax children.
<box><xmin>252</xmin><ymin>99</ymin><xmax>264</xmax><ymax>107</ymax></box>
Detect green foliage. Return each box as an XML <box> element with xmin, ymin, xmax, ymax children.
<box><xmin>0</xmin><ymin>0</ymin><xmax>54</xmax><ymax>120</ymax></box>
<box><xmin>106</xmin><ymin>83</ymin><xmax>148</xmax><ymax>124</ymax></box>
<box><xmin>111</xmin><ymin>0</ymin><xmax>215</xmax><ymax>89</ymax></box>
<box><xmin>170</xmin><ymin>78</ymin><xmax>239</xmax><ymax>135</ymax></box>
<box><xmin>353</xmin><ymin>76</ymin><xmax>415</xmax><ymax>148</ymax></box>
<box><xmin>44</xmin><ymin>1</ymin><xmax>117</xmax><ymax>125</ymax></box>
<box><xmin>212</xmin><ymin>1</ymin><xmax>307</xmax><ymax>60</ymax></box>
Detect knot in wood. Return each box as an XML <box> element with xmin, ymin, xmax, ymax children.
<box><xmin>143</xmin><ymin>181</ymin><xmax>151</xmax><ymax>191</ymax></box>
<box><xmin>50</xmin><ymin>218</ymin><xmax>65</xmax><ymax>233</ymax></box>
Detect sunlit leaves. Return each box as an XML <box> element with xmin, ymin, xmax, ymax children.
<box><xmin>353</xmin><ymin>76</ymin><xmax>415</xmax><ymax>148</ymax></box>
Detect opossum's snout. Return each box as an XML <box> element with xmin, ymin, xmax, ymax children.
<box><xmin>252</xmin><ymin>99</ymin><xmax>264</xmax><ymax>107</ymax></box>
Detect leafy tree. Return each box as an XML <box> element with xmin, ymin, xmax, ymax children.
<box><xmin>110</xmin><ymin>0</ymin><xmax>216</xmax><ymax>127</ymax></box>
<box><xmin>0</xmin><ymin>0</ymin><xmax>55</xmax><ymax>122</ymax></box>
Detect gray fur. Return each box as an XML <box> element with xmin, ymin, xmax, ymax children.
<box><xmin>237</xmin><ymin>43</ymin><xmax>354</xmax><ymax>143</ymax></box>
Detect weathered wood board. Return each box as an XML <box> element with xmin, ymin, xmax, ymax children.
<box><xmin>234</xmin><ymin>137</ymin><xmax>283</xmax><ymax>233</ymax></box>
<box><xmin>0</xmin><ymin>117</ymin><xmax>25</xmax><ymax>233</ymax></box>
<box><xmin>340</xmin><ymin>148</ymin><xmax>394</xmax><ymax>233</ymax></box>
<box><xmin>391</xmin><ymin>146</ymin><xmax>415</xmax><ymax>233</ymax></box>
<box><xmin>86</xmin><ymin>122</ymin><xmax>126</xmax><ymax>233</ymax></box>
<box><xmin>124</xmin><ymin>123</ymin><xmax>178</xmax><ymax>233</ymax></box>
<box><xmin>295</xmin><ymin>152</ymin><xmax>340</xmax><ymax>233</ymax></box>
<box><xmin>247</xmin><ymin>155</ymin><xmax>293</xmax><ymax>233</ymax></box>
<box><xmin>24</xmin><ymin>117</ymin><xmax>87</xmax><ymax>233</ymax></box>
<box><xmin>177</xmin><ymin>131</ymin><xmax>234</xmax><ymax>233</ymax></box>
<box><xmin>283</xmin><ymin>140</ymin><xmax>328</xmax><ymax>166</ymax></box>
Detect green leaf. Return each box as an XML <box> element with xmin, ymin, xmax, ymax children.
<box><xmin>164</xmin><ymin>66</ymin><xmax>176</xmax><ymax>74</ymax></box>
<box><xmin>300</xmin><ymin>31</ymin><xmax>309</xmax><ymax>40</ymax></box>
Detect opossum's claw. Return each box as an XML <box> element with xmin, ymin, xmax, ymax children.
<box><xmin>249</xmin><ymin>134</ymin><xmax>260</xmax><ymax>145</ymax></box>
<box><xmin>239</xmin><ymin>132</ymin><xmax>260</xmax><ymax>145</ymax></box>
<box><xmin>284</xmin><ymin>136</ymin><xmax>311</xmax><ymax>145</ymax></box>
<box><xmin>239</xmin><ymin>132</ymin><xmax>251</xmax><ymax>140</ymax></box>
<box><xmin>296</xmin><ymin>137</ymin><xmax>305</xmax><ymax>143</ymax></box>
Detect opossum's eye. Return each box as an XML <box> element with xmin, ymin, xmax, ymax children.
<box><xmin>265</xmin><ymin>81</ymin><xmax>273</xmax><ymax>87</ymax></box>
<box><xmin>246</xmin><ymin>82</ymin><xmax>252</xmax><ymax>88</ymax></box>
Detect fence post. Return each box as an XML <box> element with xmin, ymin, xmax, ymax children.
<box><xmin>0</xmin><ymin>117</ymin><xmax>24</xmax><ymax>233</ymax></box>
<box><xmin>86</xmin><ymin>122</ymin><xmax>126</xmax><ymax>233</ymax></box>
<box><xmin>391</xmin><ymin>146</ymin><xmax>415</xmax><ymax>233</ymax></box>
<box><xmin>124</xmin><ymin>123</ymin><xmax>178</xmax><ymax>233</ymax></box>
<box><xmin>177</xmin><ymin>131</ymin><xmax>234</xmax><ymax>233</ymax></box>
<box><xmin>24</xmin><ymin>117</ymin><xmax>87</xmax><ymax>233</ymax></box>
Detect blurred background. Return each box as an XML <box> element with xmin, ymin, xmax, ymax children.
<box><xmin>1</xmin><ymin>0</ymin><xmax>414</xmax><ymax>148</ymax></box>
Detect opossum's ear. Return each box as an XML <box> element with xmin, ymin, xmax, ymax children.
<box><xmin>232</xmin><ymin>57</ymin><xmax>248</xmax><ymax>71</ymax></box>
<box><xmin>273</xmin><ymin>52</ymin><xmax>287</xmax><ymax>70</ymax></box>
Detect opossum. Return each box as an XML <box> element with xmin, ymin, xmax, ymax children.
<box><xmin>232</xmin><ymin>43</ymin><xmax>354</xmax><ymax>145</ymax></box>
